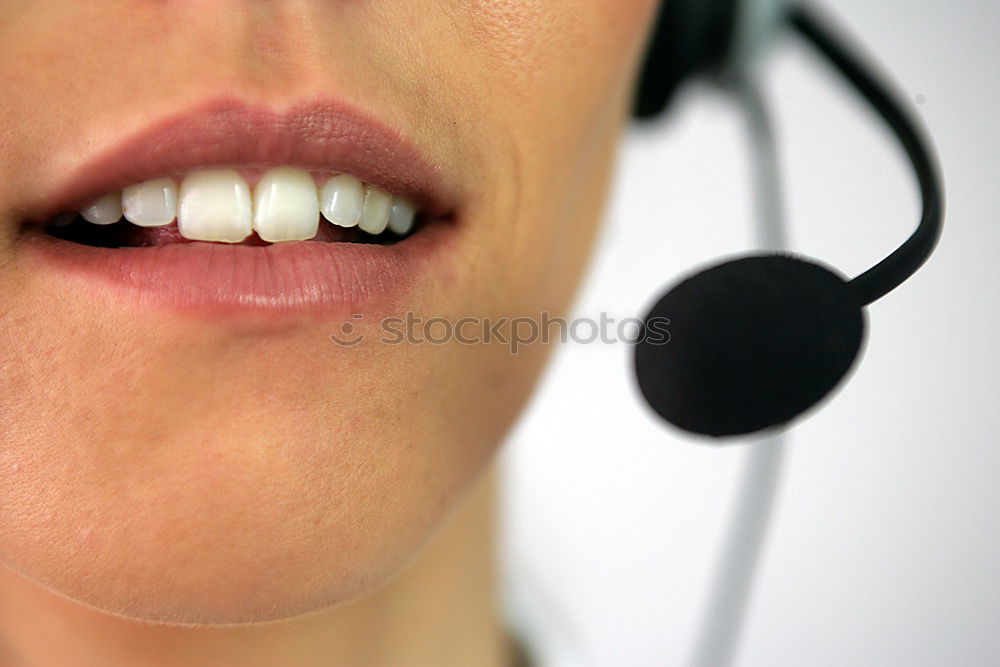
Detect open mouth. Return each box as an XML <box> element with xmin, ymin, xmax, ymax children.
<box><xmin>36</xmin><ymin>168</ymin><xmax>435</xmax><ymax>249</ymax></box>
<box><xmin>16</xmin><ymin>98</ymin><xmax>463</xmax><ymax>319</ymax></box>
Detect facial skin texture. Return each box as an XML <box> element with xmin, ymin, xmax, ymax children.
<box><xmin>0</xmin><ymin>0</ymin><xmax>659</xmax><ymax>656</ymax></box>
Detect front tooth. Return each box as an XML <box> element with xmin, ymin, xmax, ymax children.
<box><xmin>387</xmin><ymin>197</ymin><xmax>416</xmax><ymax>235</ymax></box>
<box><xmin>81</xmin><ymin>192</ymin><xmax>122</xmax><ymax>225</ymax></box>
<box><xmin>319</xmin><ymin>174</ymin><xmax>363</xmax><ymax>228</ymax></box>
<box><xmin>122</xmin><ymin>178</ymin><xmax>177</xmax><ymax>227</ymax></box>
<box><xmin>252</xmin><ymin>167</ymin><xmax>319</xmax><ymax>242</ymax></box>
<box><xmin>358</xmin><ymin>185</ymin><xmax>392</xmax><ymax>235</ymax></box>
<box><xmin>177</xmin><ymin>169</ymin><xmax>252</xmax><ymax>243</ymax></box>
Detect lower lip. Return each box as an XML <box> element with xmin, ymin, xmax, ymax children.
<box><xmin>17</xmin><ymin>223</ymin><xmax>455</xmax><ymax>321</ymax></box>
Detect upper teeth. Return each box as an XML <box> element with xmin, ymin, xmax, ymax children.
<box><xmin>75</xmin><ymin>168</ymin><xmax>418</xmax><ymax>243</ymax></box>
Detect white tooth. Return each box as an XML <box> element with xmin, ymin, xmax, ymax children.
<box><xmin>319</xmin><ymin>174</ymin><xmax>363</xmax><ymax>228</ymax></box>
<box><xmin>122</xmin><ymin>178</ymin><xmax>178</xmax><ymax>227</ymax></box>
<box><xmin>177</xmin><ymin>169</ymin><xmax>252</xmax><ymax>243</ymax></box>
<box><xmin>252</xmin><ymin>167</ymin><xmax>320</xmax><ymax>242</ymax></box>
<box><xmin>50</xmin><ymin>212</ymin><xmax>76</xmax><ymax>228</ymax></box>
<box><xmin>80</xmin><ymin>192</ymin><xmax>122</xmax><ymax>225</ymax></box>
<box><xmin>358</xmin><ymin>185</ymin><xmax>392</xmax><ymax>235</ymax></box>
<box><xmin>387</xmin><ymin>197</ymin><xmax>416</xmax><ymax>236</ymax></box>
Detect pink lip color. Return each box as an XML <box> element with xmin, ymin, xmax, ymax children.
<box><xmin>27</xmin><ymin>97</ymin><xmax>457</xmax><ymax>222</ymax></box>
<box><xmin>21</xmin><ymin>223</ymin><xmax>453</xmax><ymax>320</ymax></box>
<box><xmin>18</xmin><ymin>97</ymin><xmax>461</xmax><ymax>320</ymax></box>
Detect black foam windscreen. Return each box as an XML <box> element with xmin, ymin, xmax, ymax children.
<box><xmin>634</xmin><ymin>254</ymin><xmax>866</xmax><ymax>437</ymax></box>
<box><xmin>633</xmin><ymin>0</ymin><xmax>738</xmax><ymax>120</ymax></box>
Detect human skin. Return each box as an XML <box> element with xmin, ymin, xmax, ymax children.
<box><xmin>0</xmin><ymin>1</ymin><xmax>659</xmax><ymax>665</ymax></box>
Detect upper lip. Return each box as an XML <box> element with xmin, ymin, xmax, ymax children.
<box><xmin>23</xmin><ymin>96</ymin><xmax>459</xmax><ymax>224</ymax></box>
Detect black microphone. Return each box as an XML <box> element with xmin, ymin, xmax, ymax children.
<box><xmin>633</xmin><ymin>6</ymin><xmax>944</xmax><ymax>438</ymax></box>
<box><xmin>635</xmin><ymin>254</ymin><xmax>864</xmax><ymax>437</ymax></box>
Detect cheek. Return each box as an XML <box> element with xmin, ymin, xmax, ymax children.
<box><xmin>453</xmin><ymin>0</ymin><xmax>659</xmax><ymax>97</ymax></box>
<box><xmin>452</xmin><ymin>0</ymin><xmax>659</xmax><ymax>318</ymax></box>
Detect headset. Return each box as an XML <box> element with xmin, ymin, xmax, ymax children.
<box><xmin>629</xmin><ymin>0</ymin><xmax>944</xmax><ymax>439</ymax></box>
<box><xmin>616</xmin><ymin>4</ymin><xmax>944</xmax><ymax>664</ymax></box>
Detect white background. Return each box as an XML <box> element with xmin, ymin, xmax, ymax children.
<box><xmin>499</xmin><ymin>1</ymin><xmax>1000</xmax><ymax>665</ymax></box>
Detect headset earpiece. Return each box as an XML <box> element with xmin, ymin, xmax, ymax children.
<box><xmin>633</xmin><ymin>0</ymin><xmax>786</xmax><ymax>120</ymax></box>
<box><xmin>632</xmin><ymin>0</ymin><xmax>738</xmax><ymax>120</ymax></box>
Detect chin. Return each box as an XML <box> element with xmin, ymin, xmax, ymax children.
<box><xmin>0</xmin><ymin>329</ymin><xmax>522</xmax><ymax>625</ymax></box>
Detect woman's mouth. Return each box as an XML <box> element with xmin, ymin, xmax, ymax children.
<box><xmin>14</xmin><ymin>97</ymin><xmax>462</xmax><ymax>321</ymax></box>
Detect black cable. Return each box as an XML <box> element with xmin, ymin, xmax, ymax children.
<box><xmin>788</xmin><ymin>4</ymin><xmax>944</xmax><ymax>306</ymax></box>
